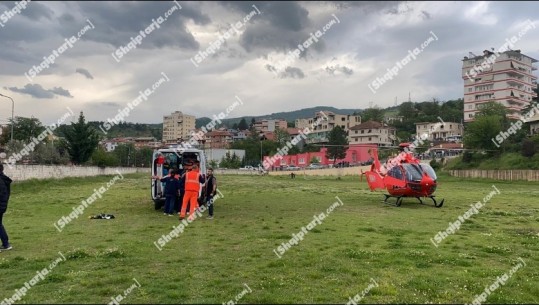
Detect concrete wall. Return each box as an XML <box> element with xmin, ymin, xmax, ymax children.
<box><xmin>3</xmin><ymin>165</ymin><xmax>149</xmax><ymax>182</ymax></box>
<box><xmin>210</xmin><ymin>166</ymin><xmax>369</xmax><ymax>176</ymax></box>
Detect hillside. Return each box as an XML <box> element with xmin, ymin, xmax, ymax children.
<box><xmin>196</xmin><ymin>106</ymin><xmax>361</xmax><ymax>128</ymax></box>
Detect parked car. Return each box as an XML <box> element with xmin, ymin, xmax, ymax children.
<box><xmin>307</xmin><ymin>163</ymin><xmax>323</xmax><ymax>169</ymax></box>
<box><xmin>286</xmin><ymin>165</ymin><xmax>301</xmax><ymax>171</ymax></box>
<box><xmin>239</xmin><ymin>166</ymin><xmax>256</xmax><ymax>171</ymax></box>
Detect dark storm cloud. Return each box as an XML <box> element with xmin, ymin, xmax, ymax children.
<box><xmin>239</xmin><ymin>22</ymin><xmax>326</xmax><ymax>56</ymax></box>
<box><xmin>55</xmin><ymin>1</ymin><xmax>211</xmax><ymax>50</ymax></box>
<box><xmin>6</xmin><ymin>84</ymin><xmax>73</xmax><ymax>99</ymax></box>
<box><xmin>280</xmin><ymin>66</ymin><xmax>305</xmax><ymax>79</ymax></box>
<box><xmin>49</xmin><ymin>87</ymin><xmax>73</xmax><ymax>98</ymax></box>
<box><xmin>220</xmin><ymin>1</ymin><xmax>331</xmax><ymax>57</ymax></box>
<box><xmin>329</xmin><ymin>1</ymin><xmax>401</xmax><ymax>13</ymax></box>
<box><xmin>19</xmin><ymin>1</ymin><xmax>54</xmax><ymax>20</ymax></box>
<box><xmin>75</xmin><ymin>68</ymin><xmax>94</xmax><ymax>79</ymax></box>
<box><xmin>264</xmin><ymin>64</ymin><xmax>305</xmax><ymax>79</ymax></box>
<box><xmin>421</xmin><ymin>10</ymin><xmax>431</xmax><ymax>20</ymax></box>
<box><xmin>325</xmin><ymin>64</ymin><xmax>353</xmax><ymax>76</ymax></box>
<box><xmin>265</xmin><ymin>64</ymin><xmax>277</xmax><ymax>73</ymax></box>
<box><xmin>220</xmin><ymin>1</ymin><xmax>310</xmax><ymax>31</ymax></box>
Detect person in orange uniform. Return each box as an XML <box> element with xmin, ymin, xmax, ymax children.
<box><xmin>180</xmin><ymin>164</ymin><xmax>205</xmax><ymax>221</ymax></box>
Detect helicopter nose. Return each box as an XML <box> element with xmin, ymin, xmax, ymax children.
<box><xmin>421</xmin><ymin>175</ymin><xmax>435</xmax><ymax>195</ymax></box>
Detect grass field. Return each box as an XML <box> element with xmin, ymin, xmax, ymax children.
<box><xmin>0</xmin><ymin>172</ymin><xmax>538</xmax><ymax>304</ymax></box>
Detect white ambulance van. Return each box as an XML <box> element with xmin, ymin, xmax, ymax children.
<box><xmin>151</xmin><ymin>145</ymin><xmax>207</xmax><ymax>210</ymax></box>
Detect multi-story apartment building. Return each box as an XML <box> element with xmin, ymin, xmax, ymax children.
<box><xmin>253</xmin><ymin>119</ymin><xmax>288</xmax><ymax>132</ymax></box>
<box><xmin>415</xmin><ymin>122</ymin><xmax>463</xmax><ymax>142</ymax></box>
<box><xmin>462</xmin><ymin>49</ymin><xmax>538</xmax><ymax>122</ymax></box>
<box><xmin>204</xmin><ymin>130</ymin><xmax>234</xmax><ymax>149</ymax></box>
<box><xmin>162</xmin><ymin>111</ymin><xmax>196</xmax><ymax>144</ymax></box>
<box><xmin>295</xmin><ymin>111</ymin><xmax>362</xmax><ymax>143</ymax></box>
<box><xmin>348</xmin><ymin>120</ymin><xmax>396</xmax><ymax>147</ymax></box>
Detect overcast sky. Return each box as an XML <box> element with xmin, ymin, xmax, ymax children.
<box><xmin>0</xmin><ymin>1</ymin><xmax>538</xmax><ymax>125</ymax></box>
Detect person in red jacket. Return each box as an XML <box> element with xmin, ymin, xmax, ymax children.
<box><xmin>180</xmin><ymin>164</ymin><xmax>205</xmax><ymax>221</ymax></box>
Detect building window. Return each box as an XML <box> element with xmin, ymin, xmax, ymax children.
<box><xmin>368</xmin><ymin>137</ymin><xmax>372</xmax><ymax>141</ymax></box>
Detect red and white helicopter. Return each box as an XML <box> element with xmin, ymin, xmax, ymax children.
<box><xmin>361</xmin><ymin>143</ymin><xmax>444</xmax><ymax>207</ymax></box>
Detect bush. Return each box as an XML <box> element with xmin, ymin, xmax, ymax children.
<box><xmin>521</xmin><ymin>139</ymin><xmax>536</xmax><ymax>158</ymax></box>
<box><xmin>90</xmin><ymin>148</ymin><xmax>120</xmax><ymax>167</ymax></box>
<box><xmin>462</xmin><ymin>151</ymin><xmax>473</xmax><ymax>163</ymax></box>
<box><xmin>430</xmin><ymin>159</ymin><xmax>441</xmax><ymax>170</ymax></box>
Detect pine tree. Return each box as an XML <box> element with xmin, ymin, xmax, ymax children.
<box><xmin>238</xmin><ymin>118</ymin><xmax>249</xmax><ymax>130</ymax></box>
<box><xmin>325</xmin><ymin>126</ymin><xmax>348</xmax><ymax>165</ymax></box>
<box><xmin>62</xmin><ymin>112</ymin><xmax>100</xmax><ymax>165</ymax></box>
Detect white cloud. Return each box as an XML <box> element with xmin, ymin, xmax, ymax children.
<box><xmin>464</xmin><ymin>1</ymin><xmax>497</xmax><ymax>26</ymax></box>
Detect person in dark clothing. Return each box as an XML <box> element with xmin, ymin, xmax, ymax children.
<box><xmin>174</xmin><ymin>171</ymin><xmax>185</xmax><ymax>214</ymax></box>
<box><xmin>0</xmin><ymin>164</ymin><xmax>13</xmax><ymax>252</ymax></box>
<box><xmin>153</xmin><ymin>169</ymin><xmax>181</xmax><ymax>216</ymax></box>
<box><xmin>205</xmin><ymin>168</ymin><xmax>217</xmax><ymax>219</ymax></box>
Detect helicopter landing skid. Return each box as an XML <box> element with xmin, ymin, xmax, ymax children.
<box><xmin>383</xmin><ymin>195</ymin><xmax>444</xmax><ymax>208</ymax></box>
<box><xmin>383</xmin><ymin>194</ymin><xmax>403</xmax><ymax>207</ymax></box>
<box><xmin>416</xmin><ymin>196</ymin><xmax>444</xmax><ymax>208</ymax></box>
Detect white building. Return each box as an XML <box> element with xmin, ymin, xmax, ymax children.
<box><xmin>462</xmin><ymin>49</ymin><xmax>538</xmax><ymax>122</ymax></box>
<box><xmin>348</xmin><ymin>120</ymin><xmax>396</xmax><ymax>146</ymax></box>
<box><xmin>295</xmin><ymin>111</ymin><xmax>362</xmax><ymax>143</ymax></box>
<box><xmin>415</xmin><ymin>122</ymin><xmax>463</xmax><ymax>142</ymax></box>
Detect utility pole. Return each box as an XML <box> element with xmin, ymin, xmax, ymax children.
<box><xmin>0</xmin><ymin>93</ymin><xmax>14</xmax><ymax>142</ymax></box>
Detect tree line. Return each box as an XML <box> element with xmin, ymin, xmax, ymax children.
<box><xmin>0</xmin><ymin>112</ymin><xmax>153</xmax><ymax>167</ymax></box>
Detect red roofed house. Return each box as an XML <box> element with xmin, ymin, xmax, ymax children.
<box><xmin>205</xmin><ymin>130</ymin><xmax>233</xmax><ymax>149</ymax></box>
<box><xmin>348</xmin><ymin>120</ymin><xmax>396</xmax><ymax>147</ymax></box>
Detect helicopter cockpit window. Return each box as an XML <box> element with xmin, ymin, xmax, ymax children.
<box><xmin>420</xmin><ymin>164</ymin><xmax>437</xmax><ymax>180</ymax></box>
<box><xmin>402</xmin><ymin>164</ymin><xmax>423</xmax><ymax>182</ymax></box>
<box><xmin>388</xmin><ymin>166</ymin><xmax>404</xmax><ymax>180</ymax></box>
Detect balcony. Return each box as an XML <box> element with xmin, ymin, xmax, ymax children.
<box><xmin>474</xmin><ymin>95</ymin><xmax>495</xmax><ymax>102</ymax></box>
<box><xmin>506</xmin><ymin>70</ymin><xmax>526</xmax><ymax>78</ymax></box>
<box><xmin>506</xmin><ymin>78</ymin><xmax>526</xmax><ymax>86</ymax></box>
<box><xmin>506</xmin><ymin>98</ymin><xmax>526</xmax><ymax>107</ymax></box>
<box><xmin>507</xmin><ymin>85</ymin><xmax>523</xmax><ymax>90</ymax></box>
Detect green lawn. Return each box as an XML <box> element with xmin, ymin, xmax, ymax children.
<box><xmin>0</xmin><ymin>173</ymin><xmax>538</xmax><ymax>304</ymax></box>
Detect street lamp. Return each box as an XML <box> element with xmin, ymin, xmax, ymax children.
<box><xmin>0</xmin><ymin>93</ymin><xmax>14</xmax><ymax>143</ymax></box>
